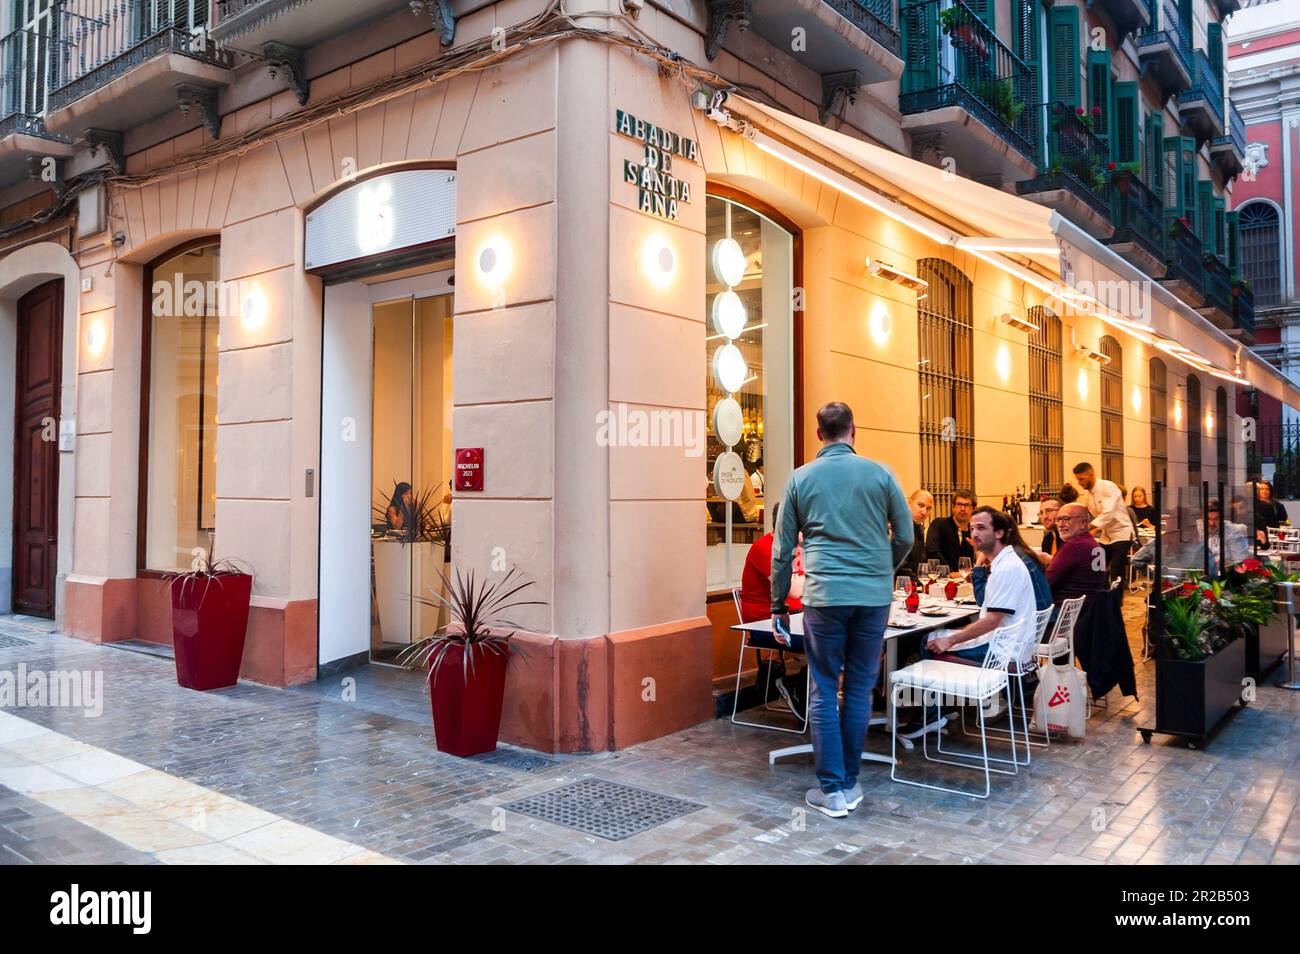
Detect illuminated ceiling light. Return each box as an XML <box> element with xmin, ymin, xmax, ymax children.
<box><xmin>711</xmin><ymin>289</ymin><xmax>747</xmax><ymax>339</ymax></box>
<box><xmin>712</xmin><ymin>343</ymin><xmax>748</xmax><ymax>394</ymax></box>
<box><xmin>711</xmin><ymin>237</ymin><xmax>747</xmax><ymax>287</ymax></box>
<box><xmin>642</xmin><ymin>233</ymin><xmax>676</xmax><ymax>288</ymax></box>
<box><xmin>84</xmin><ymin>318</ymin><xmax>107</xmax><ymax>358</ymax></box>
<box><xmin>865</xmin><ymin>256</ymin><xmax>929</xmax><ymax>294</ymax></box>
<box><xmin>999</xmin><ymin>312</ymin><xmax>1039</xmax><ymax>334</ymax></box>
<box><xmin>476</xmin><ymin>236</ymin><xmax>514</xmax><ymax>289</ymax></box>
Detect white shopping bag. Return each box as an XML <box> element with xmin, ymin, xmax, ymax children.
<box><xmin>1031</xmin><ymin>663</ymin><xmax>1087</xmax><ymax>739</ymax></box>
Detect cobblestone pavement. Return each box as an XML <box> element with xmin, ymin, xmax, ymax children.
<box><xmin>0</xmin><ymin>593</ymin><xmax>1297</xmax><ymax>865</ymax></box>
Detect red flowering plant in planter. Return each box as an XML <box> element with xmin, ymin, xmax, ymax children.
<box><xmin>1162</xmin><ymin>578</ymin><xmax>1226</xmax><ymax>661</ymax></box>
<box><xmin>398</xmin><ymin>567</ymin><xmax>546</xmax><ymax>757</ymax></box>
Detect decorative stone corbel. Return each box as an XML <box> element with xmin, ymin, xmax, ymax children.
<box><xmin>705</xmin><ymin>0</ymin><xmax>754</xmax><ymax>61</ymax></box>
<box><xmin>263</xmin><ymin>42</ymin><xmax>308</xmax><ymax>106</ymax></box>
<box><xmin>176</xmin><ymin>84</ymin><xmax>222</xmax><ymax>139</ymax></box>
<box><xmin>820</xmin><ymin>70</ymin><xmax>861</xmax><ymax>126</ymax></box>
<box><xmin>83</xmin><ymin>128</ymin><xmax>124</xmax><ymax>175</ymax></box>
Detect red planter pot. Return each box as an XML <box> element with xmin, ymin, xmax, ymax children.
<box><xmin>429</xmin><ymin>641</ymin><xmax>509</xmax><ymax>757</ymax></box>
<box><xmin>170</xmin><ymin>573</ymin><xmax>253</xmax><ymax>691</ymax></box>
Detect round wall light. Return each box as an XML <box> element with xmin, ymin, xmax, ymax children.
<box><xmin>84</xmin><ymin>318</ymin><xmax>107</xmax><ymax>358</ymax></box>
<box><xmin>995</xmin><ymin>343</ymin><xmax>1012</xmax><ymax>383</ymax></box>
<box><xmin>1205</xmin><ymin>411</ymin><xmax>1214</xmax><ymax>435</ymax></box>
<box><xmin>643</xmin><ymin>234</ymin><xmax>676</xmax><ymax>288</ymax></box>
<box><xmin>1131</xmin><ymin>385</ymin><xmax>1143</xmax><ymax>414</ymax></box>
<box><xmin>476</xmin><ymin>236</ymin><xmax>513</xmax><ymax>290</ymax></box>
<box><xmin>712</xmin><ymin>343</ymin><xmax>748</xmax><ymax>394</ymax></box>
<box><xmin>1076</xmin><ymin>368</ymin><xmax>1089</xmax><ymax>400</ymax></box>
<box><xmin>711</xmin><ymin>289</ymin><xmax>747</xmax><ymax>339</ymax></box>
<box><xmin>711</xmin><ymin>237</ymin><xmax>747</xmax><ymax>287</ymax></box>
<box><xmin>241</xmin><ymin>286</ymin><xmax>267</xmax><ymax>331</ymax></box>
<box><xmin>713</xmin><ymin>396</ymin><xmax>744</xmax><ymax>446</ymax></box>
<box><xmin>1173</xmin><ymin>401</ymin><xmax>1183</xmax><ymax>426</ymax></box>
<box><xmin>867</xmin><ymin>301</ymin><xmax>891</xmax><ymax>346</ymax></box>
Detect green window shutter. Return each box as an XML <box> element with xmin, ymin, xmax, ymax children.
<box><xmin>1226</xmin><ymin>210</ymin><xmax>1240</xmax><ymax>271</ymax></box>
<box><xmin>1179</xmin><ymin>137</ymin><xmax>1197</xmax><ymax>222</ymax></box>
<box><xmin>1012</xmin><ymin>0</ymin><xmax>1040</xmax><ymax>99</ymax></box>
<box><xmin>900</xmin><ymin>4</ymin><xmax>938</xmax><ymax>95</ymax></box>
<box><xmin>1145</xmin><ymin>113</ymin><xmax>1164</xmax><ymax>194</ymax></box>
<box><xmin>1214</xmin><ymin>197</ymin><xmax>1226</xmax><ymax>260</ymax></box>
<box><xmin>967</xmin><ymin>0</ymin><xmax>995</xmax><ymax>30</ymax></box>
<box><xmin>1088</xmin><ymin>49</ymin><xmax>1113</xmax><ymax>157</ymax></box>
<box><xmin>1197</xmin><ymin>181</ymin><xmax>1216</xmax><ymax>251</ymax></box>
<box><xmin>1208</xmin><ymin>23</ymin><xmax>1224</xmax><ymax>84</ymax></box>
<box><xmin>1048</xmin><ymin>5</ymin><xmax>1081</xmax><ymax>109</ymax></box>
<box><xmin>1178</xmin><ymin>0</ymin><xmax>1192</xmax><ymax>37</ymax></box>
<box><xmin>1113</xmin><ymin>82</ymin><xmax>1139</xmax><ymax>165</ymax></box>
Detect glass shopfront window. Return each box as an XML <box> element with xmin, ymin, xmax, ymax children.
<box><xmin>704</xmin><ymin>195</ymin><xmax>794</xmax><ymax>592</ymax></box>
<box><xmin>142</xmin><ymin>243</ymin><xmax>220</xmax><ymax>572</ymax></box>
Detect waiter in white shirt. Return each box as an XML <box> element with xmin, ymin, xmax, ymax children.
<box><xmin>1072</xmin><ymin>461</ymin><xmax>1134</xmax><ymax>584</ymax></box>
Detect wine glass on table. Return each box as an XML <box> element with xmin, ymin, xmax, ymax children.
<box><xmin>895</xmin><ymin>576</ymin><xmax>911</xmax><ymax>603</ymax></box>
<box><xmin>957</xmin><ymin>556</ymin><xmax>971</xmax><ymax>581</ymax></box>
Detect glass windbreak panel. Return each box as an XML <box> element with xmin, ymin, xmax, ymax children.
<box><xmin>144</xmin><ymin>243</ymin><xmax>220</xmax><ymax>572</ymax></box>
<box><xmin>704</xmin><ymin>196</ymin><xmax>794</xmax><ymax>592</ymax></box>
<box><xmin>370</xmin><ymin>294</ymin><xmax>454</xmax><ymax>664</ymax></box>
<box><xmin>1226</xmin><ymin>483</ymin><xmax>1258</xmax><ymax>565</ymax></box>
<box><xmin>1158</xmin><ymin>483</ymin><xmax>1209</xmax><ymax>581</ymax></box>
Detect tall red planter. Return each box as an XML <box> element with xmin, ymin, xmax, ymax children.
<box><xmin>429</xmin><ymin>641</ymin><xmax>510</xmax><ymax>757</ymax></box>
<box><xmin>170</xmin><ymin>573</ymin><xmax>253</xmax><ymax>691</ymax></box>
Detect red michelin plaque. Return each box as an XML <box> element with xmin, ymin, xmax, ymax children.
<box><xmin>455</xmin><ymin>447</ymin><xmax>484</xmax><ymax>492</ymax></box>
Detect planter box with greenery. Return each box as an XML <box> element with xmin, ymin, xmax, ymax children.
<box><xmin>400</xmin><ymin>567</ymin><xmax>544</xmax><ymax>758</ymax></box>
<box><xmin>1142</xmin><ymin>573</ymin><xmax>1264</xmax><ymax>748</ymax></box>
<box><xmin>167</xmin><ymin>557</ymin><xmax>254</xmax><ymax>691</ymax></box>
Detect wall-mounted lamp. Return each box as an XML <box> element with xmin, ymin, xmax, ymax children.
<box><xmin>995</xmin><ymin>343</ymin><xmax>1012</xmax><ymax>383</ymax></box>
<box><xmin>1131</xmin><ymin>385</ymin><xmax>1143</xmax><ymax>414</ymax></box>
<box><xmin>1076</xmin><ymin>367</ymin><xmax>1089</xmax><ymax>400</ymax></box>
<box><xmin>1205</xmin><ymin>410</ymin><xmax>1215</xmax><ymax>435</ymax></box>
<box><xmin>865</xmin><ymin>256</ymin><xmax>928</xmax><ymax>294</ymax></box>
<box><xmin>642</xmin><ymin>234</ymin><xmax>676</xmax><ymax>288</ymax></box>
<box><xmin>999</xmin><ymin>312</ymin><xmax>1039</xmax><ymax>334</ymax></box>
<box><xmin>711</xmin><ymin>289</ymin><xmax>746</xmax><ymax>339</ymax></box>
<box><xmin>1075</xmin><ymin>344</ymin><xmax>1112</xmax><ymax>365</ymax></box>
<box><xmin>867</xmin><ymin>301</ymin><xmax>891</xmax><ymax>345</ymax></box>
<box><xmin>241</xmin><ymin>285</ymin><xmax>268</xmax><ymax>331</ymax></box>
<box><xmin>712</xmin><ymin>237</ymin><xmax>747</xmax><ymax>287</ymax></box>
<box><xmin>476</xmin><ymin>236</ymin><xmax>513</xmax><ymax>290</ymax></box>
<box><xmin>712</xmin><ymin>342</ymin><xmax>748</xmax><ymax>394</ymax></box>
<box><xmin>84</xmin><ymin>318</ymin><xmax>107</xmax><ymax>358</ymax></box>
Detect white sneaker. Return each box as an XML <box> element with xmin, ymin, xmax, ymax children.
<box><xmin>805</xmin><ymin>788</ymin><xmax>848</xmax><ymax>818</ymax></box>
<box><xmin>842</xmin><ymin>783</ymin><xmax>864</xmax><ymax>811</ymax></box>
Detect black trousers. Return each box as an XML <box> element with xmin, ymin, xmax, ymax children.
<box><xmin>1104</xmin><ymin>540</ymin><xmax>1132</xmax><ymax>584</ymax></box>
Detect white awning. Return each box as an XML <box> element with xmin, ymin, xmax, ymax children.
<box><xmin>719</xmin><ymin>95</ymin><xmax>1300</xmax><ymax>410</ymax></box>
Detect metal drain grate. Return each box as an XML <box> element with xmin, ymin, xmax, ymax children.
<box><xmin>503</xmin><ymin>778</ymin><xmax>704</xmax><ymax>841</ymax></box>
<box><xmin>0</xmin><ymin>634</ymin><xmax>32</xmax><ymax>649</ymax></box>
<box><xmin>471</xmin><ymin>747</ymin><xmax>559</xmax><ymax>773</ymax></box>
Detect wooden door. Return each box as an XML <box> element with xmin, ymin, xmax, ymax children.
<box><xmin>13</xmin><ymin>279</ymin><xmax>62</xmax><ymax>618</ymax></box>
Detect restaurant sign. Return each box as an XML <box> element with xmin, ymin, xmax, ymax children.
<box><xmin>616</xmin><ymin>109</ymin><xmax>698</xmax><ymax>222</ymax></box>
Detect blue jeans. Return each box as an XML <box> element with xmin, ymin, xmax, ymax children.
<box><xmin>801</xmin><ymin>604</ymin><xmax>888</xmax><ymax>794</ymax></box>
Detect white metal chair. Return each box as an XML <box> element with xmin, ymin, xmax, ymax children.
<box><xmin>729</xmin><ymin>588</ymin><xmax>810</xmax><ymax>735</ymax></box>
<box><xmin>889</xmin><ymin>618</ymin><xmax>1037</xmax><ymax>799</ymax></box>
<box><xmin>957</xmin><ymin>605</ymin><xmax>1055</xmax><ymax>763</ymax></box>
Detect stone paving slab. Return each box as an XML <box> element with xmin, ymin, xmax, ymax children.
<box><xmin>0</xmin><ymin>595</ymin><xmax>1297</xmax><ymax>865</ymax></box>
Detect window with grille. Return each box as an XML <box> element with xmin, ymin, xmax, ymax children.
<box><xmin>1239</xmin><ymin>202</ymin><xmax>1282</xmax><ymax>307</ymax></box>
<box><xmin>917</xmin><ymin>259</ymin><xmax>974</xmax><ymax>516</ymax></box>
<box><xmin>1216</xmin><ymin>386</ymin><xmax>1229</xmax><ymax>487</ymax></box>
<box><xmin>1150</xmin><ymin>357</ymin><xmax>1168</xmax><ymax>485</ymax></box>
<box><xmin>1100</xmin><ymin>335</ymin><xmax>1123</xmax><ymax>485</ymax></box>
<box><xmin>1028</xmin><ymin>306</ymin><xmax>1062</xmax><ymax>492</ymax></box>
<box><xmin>1187</xmin><ymin>374</ymin><xmax>1202</xmax><ymax>487</ymax></box>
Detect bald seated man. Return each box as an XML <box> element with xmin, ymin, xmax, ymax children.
<box><xmin>899</xmin><ymin>490</ymin><xmax>932</xmax><ymax>578</ymax></box>
<box><xmin>1046</xmin><ymin>503</ymin><xmax>1108</xmax><ymax>602</ymax></box>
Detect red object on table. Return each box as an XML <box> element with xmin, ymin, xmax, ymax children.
<box><xmin>944</xmin><ymin>578</ymin><xmax>959</xmax><ymax>601</ymax></box>
<box><xmin>170</xmin><ymin>573</ymin><xmax>253</xmax><ymax>691</ymax></box>
<box><xmin>905</xmin><ymin>582</ymin><xmax>919</xmax><ymax>614</ymax></box>
<box><xmin>430</xmin><ymin>641</ymin><xmax>509</xmax><ymax>757</ymax></box>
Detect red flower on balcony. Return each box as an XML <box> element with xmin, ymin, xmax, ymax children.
<box><xmin>1107</xmin><ymin>162</ymin><xmax>1116</xmax><ymax>171</ymax></box>
<box><xmin>1091</xmin><ymin>106</ymin><xmax>1102</xmax><ymax>117</ymax></box>
<box><xmin>1075</xmin><ymin>106</ymin><xmax>1085</xmax><ymax>115</ymax></box>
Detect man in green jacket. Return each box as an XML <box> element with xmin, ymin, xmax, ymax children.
<box><xmin>772</xmin><ymin>402</ymin><xmax>913</xmax><ymax>818</ymax></box>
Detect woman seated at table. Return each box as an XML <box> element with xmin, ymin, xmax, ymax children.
<box><xmin>1129</xmin><ymin>486</ymin><xmax>1156</xmax><ymax>529</ymax></box>
<box><xmin>739</xmin><ymin>503</ymin><xmax>806</xmax><ymax>715</ymax></box>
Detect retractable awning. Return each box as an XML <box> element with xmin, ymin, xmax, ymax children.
<box><xmin>714</xmin><ymin>95</ymin><xmax>1300</xmax><ymax>411</ymax></box>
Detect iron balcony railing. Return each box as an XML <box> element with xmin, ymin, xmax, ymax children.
<box><xmin>1137</xmin><ymin>0</ymin><xmax>1193</xmax><ymax>75</ymax></box>
<box><xmin>825</xmin><ymin>0</ymin><xmax>901</xmax><ymax>57</ymax></box>
<box><xmin>1178</xmin><ymin>48</ymin><xmax>1224</xmax><ymax>128</ymax></box>
<box><xmin>214</xmin><ymin>0</ymin><xmax>266</xmax><ymax>20</ymax></box>
<box><xmin>1214</xmin><ymin>100</ymin><xmax>1245</xmax><ymax>154</ymax></box>
<box><xmin>1095</xmin><ymin>0</ymin><xmax>1152</xmax><ymax>39</ymax></box>
<box><xmin>1017</xmin><ymin>101</ymin><xmax>1110</xmax><ymax>218</ymax></box>
<box><xmin>1233</xmin><ymin>279</ymin><xmax>1254</xmax><ymax>336</ymax></box>
<box><xmin>1202</xmin><ymin>252</ymin><xmax>1233</xmax><ymax>315</ymax></box>
<box><xmin>49</xmin><ymin>0</ymin><xmax>231</xmax><ymax>112</ymax></box>
<box><xmin>900</xmin><ymin>0</ymin><xmax>1035</xmax><ymax>161</ymax></box>
<box><xmin>1108</xmin><ymin>168</ymin><xmax>1164</xmax><ymax>261</ymax></box>
<box><xmin>1</xmin><ymin>28</ymin><xmax>56</xmax><ymax>136</ymax></box>
<box><xmin>1164</xmin><ymin>215</ymin><xmax>1203</xmax><ymax>294</ymax></box>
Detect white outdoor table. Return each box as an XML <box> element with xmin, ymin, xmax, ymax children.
<box><xmin>732</xmin><ymin>601</ymin><xmax>979</xmax><ymax>767</ymax></box>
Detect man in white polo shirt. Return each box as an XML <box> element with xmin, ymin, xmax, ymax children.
<box><xmin>895</xmin><ymin>506</ymin><xmax>1037</xmax><ymax>737</ymax></box>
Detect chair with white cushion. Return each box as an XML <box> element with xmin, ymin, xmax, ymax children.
<box><xmin>889</xmin><ymin>618</ymin><xmax>1037</xmax><ymax>799</ymax></box>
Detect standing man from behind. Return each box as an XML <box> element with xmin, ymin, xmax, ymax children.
<box><xmin>1073</xmin><ymin>462</ymin><xmax>1133</xmax><ymax>584</ymax></box>
<box><xmin>771</xmin><ymin>402</ymin><xmax>913</xmax><ymax>819</ymax></box>
<box><xmin>926</xmin><ymin>489</ymin><xmax>976</xmax><ymax>569</ymax></box>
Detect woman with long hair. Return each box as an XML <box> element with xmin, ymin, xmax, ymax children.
<box><xmin>1130</xmin><ymin>486</ymin><xmax>1156</xmax><ymax>528</ymax></box>
<box><xmin>386</xmin><ymin>482</ymin><xmax>415</xmax><ymax>534</ymax></box>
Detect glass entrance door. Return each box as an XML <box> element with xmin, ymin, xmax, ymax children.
<box><xmin>369</xmin><ymin>293</ymin><xmax>454</xmax><ymax>665</ymax></box>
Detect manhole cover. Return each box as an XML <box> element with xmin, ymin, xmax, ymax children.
<box><xmin>503</xmin><ymin>778</ymin><xmax>704</xmax><ymax>841</ymax></box>
<box><xmin>0</xmin><ymin>634</ymin><xmax>31</xmax><ymax>649</ymax></box>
